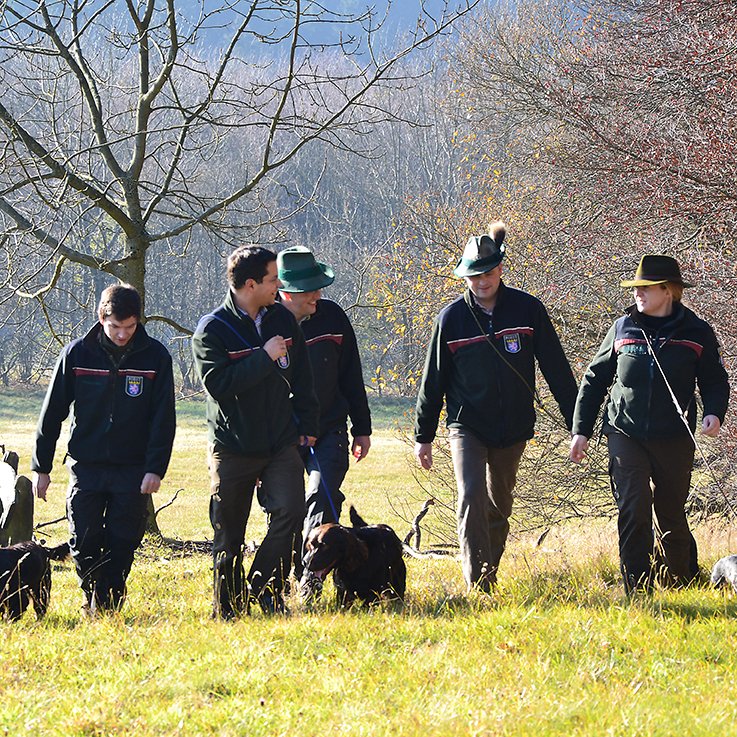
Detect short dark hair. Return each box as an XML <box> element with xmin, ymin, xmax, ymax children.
<box><xmin>227</xmin><ymin>246</ymin><xmax>276</xmax><ymax>290</ymax></box>
<box><xmin>97</xmin><ymin>284</ymin><xmax>142</xmax><ymax>321</ymax></box>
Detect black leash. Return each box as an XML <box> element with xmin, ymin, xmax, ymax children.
<box><xmin>465</xmin><ymin>297</ymin><xmax>569</xmax><ymax>430</ymax></box>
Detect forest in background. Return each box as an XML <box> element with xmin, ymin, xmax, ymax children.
<box><xmin>1</xmin><ymin>0</ymin><xmax>735</xmax><ymax>527</ymax></box>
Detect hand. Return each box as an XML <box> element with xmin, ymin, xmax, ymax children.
<box><xmin>415</xmin><ymin>442</ymin><xmax>433</xmax><ymax>470</ymax></box>
<box><xmin>300</xmin><ymin>435</ymin><xmax>317</xmax><ymax>447</ymax></box>
<box><xmin>32</xmin><ymin>471</ymin><xmax>51</xmax><ymax>501</ymax></box>
<box><xmin>701</xmin><ymin>414</ymin><xmax>721</xmax><ymax>438</ymax></box>
<box><xmin>140</xmin><ymin>472</ymin><xmax>162</xmax><ymax>495</ymax></box>
<box><xmin>264</xmin><ymin>335</ymin><xmax>288</xmax><ymax>362</ymax></box>
<box><xmin>352</xmin><ymin>435</ymin><xmax>371</xmax><ymax>462</ymax></box>
<box><xmin>569</xmin><ymin>435</ymin><xmax>589</xmax><ymax>464</ymax></box>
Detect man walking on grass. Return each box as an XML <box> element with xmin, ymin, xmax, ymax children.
<box><xmin>414</xmin><ymin>223</ymin><xmax>577</xmax><ymax>592</ymax></box>
<box><xmin>32</xmin><ymin>284</ymin><xmax>176</xmax><ymax>614</ymax></box>
<box><xmin>277</xmin><ymin>246</ymin><xmax>372</xmax><ymax>601</ymax></box>
<box><xmin>192</xmin><ymin>246</ymin><xmax>319</xmax><ymax>619</ymax></box>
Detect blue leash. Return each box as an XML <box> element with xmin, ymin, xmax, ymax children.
<box><xmin>208</xmin><ymin>312</ymin><xmax>256</xmax><ymax>350</ymax></box>
<box><xmin>307</xmin><ymin>444</ymin><xmax>340</xmax><ymax>522</ymax></box>
<box><xmin>210</xmin><ymin>311</ymin><xmax>339</xmax><ymax>521</ymax></box>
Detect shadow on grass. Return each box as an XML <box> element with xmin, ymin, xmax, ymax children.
<box><xmin>635</xmin><ymin>589</ymin><xmax>737</xmax><ymax>621</ymax></box>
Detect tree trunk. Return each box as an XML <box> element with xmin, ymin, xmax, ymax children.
<box><xmin>117</xmin><ymin>236</ymin><xmax>163</xmax><ymax>537</ymax></box>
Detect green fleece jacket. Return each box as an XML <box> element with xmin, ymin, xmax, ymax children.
<box><xmin>572</xmin><ymin>303</ymin><xmax>729</xmax><ymax>440</ymax></box>
<box><xmin>192</xmin><ymin>291</ymin><xmax>319</xmax><ymax>456</ymax></box>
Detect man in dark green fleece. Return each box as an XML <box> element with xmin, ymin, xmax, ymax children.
<box><xmin>277</xmin><ymin>246</ymin><xmax>372</xmax><ymax>601</ymax></box>
<box><xmin>192</xmin><ymin>246</ymin><xmax>319</xmax><ymax>618</ymax></box>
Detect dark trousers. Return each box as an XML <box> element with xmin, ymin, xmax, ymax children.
<box><xmin>449</xmin><ymin>428</ymin><xmax>526</xmax><ymax>592</ymax></box>
<box><xmin>208</xmin><ymin>443</ymin><xmax>305</xmax><ymax>618</ymax></box>
<box><xmin>66</xmin><ymin>460</ymin><xmax>148</xmax><ymax>611</ymax></box>
<box><xmin>607</xmin><ymin>432</ymin><xmax>697</xmax><ymax>592</ymax></box>
<box><xmin>294</xmin><ymin>428</ymin><xmax>350</xmax><ymax>580</ymax></box>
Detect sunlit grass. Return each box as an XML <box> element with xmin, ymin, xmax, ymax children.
<box><xmin>3</xmin><ymin>390</ymin><xmax>737</xmax><ymax>735</ymax></box>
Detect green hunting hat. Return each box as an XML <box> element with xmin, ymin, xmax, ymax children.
<box><xmin>277</xmin><ymin>246</ymin><xmax>335</xmax><ymax>292</ymax></box>
<box><xmin>620</xmin><ymin>254</ymin><xmax>694</xmax><ymax>288</ymax></box>
<box><xmin>453</xmin><ymin>222</ymin><xmax>507</xmax><ymax>278</ymax></box>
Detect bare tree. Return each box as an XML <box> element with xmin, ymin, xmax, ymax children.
<box><xmin>0</xmin><ymin>0</ymin><xmax>482</xmax><ymax>536</ymax></box>
<box><xmin>0</xmin><ymin>0</ymin><xmax>481</xmax><ymax>340</ymax></box>
<box><xmin>380</xmin><ymin>0</ymin><xmax>737</xmax><ymax>537</ymax></box>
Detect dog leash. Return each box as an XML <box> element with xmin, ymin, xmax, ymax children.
<box><xmin>307</xmin><ymin>445</ymin><xmax>341</xmax><ymax>522</ymax></box>
<box><xmin>207</xmin><ymin>312</ymin><xmax>256</xmax><ymax>350</ymax></box>
<box><xmin>465</xmin><ymin>297</ymin><xmax>569</xmax><ymax>430</ymax></box>
<box><xmin>640</xmin><ymin>327</ymin><xmax>737</xmax><ymax>519</ymax></box>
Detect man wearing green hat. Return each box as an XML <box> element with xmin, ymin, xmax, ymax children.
<box><xmin>414</xmin><ymin>223</ymin><xmax>577</xmax><ymax>593</ymax></box>
<box><xmin>277</xmin><ymin>246</ymin><xmax>372</xmax><ymax>601</ymax></box>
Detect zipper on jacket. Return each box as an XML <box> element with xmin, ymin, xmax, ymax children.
<box><xmin>486</xmin><ymin>311</ymin><xmax>506</xmax><ymax>443</ymax></box>
<box><xmin>101</xmin><ymin>337</ymin><xmax>135</xmax><ymax>460</ymax></box>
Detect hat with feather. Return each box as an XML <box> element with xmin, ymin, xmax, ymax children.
<box><xmin>453</xmin><ymin>222</ymin><xmax>507</xmax><ymax>278</ymax></box>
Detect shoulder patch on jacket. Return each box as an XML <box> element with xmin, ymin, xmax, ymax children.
<box><xmin>125</xmin><ymin>375</ymin><xmax>144</xmax><ymax>397</ymax></box>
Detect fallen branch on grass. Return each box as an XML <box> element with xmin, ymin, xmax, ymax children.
<box><xmin>404</xmin><ymin>498</ymin><xmax>435</xmax><ymax>549</ymax></box>
<box><xmin>35</xmin><ymin>515</ymin><xmax>66</xmax><ymax>530</ymax></box>
<box><xmin>154</xmin><ymin>488</ymin><xmax>184</xmax><ymax>518</ymax></box>
<box><xmin>402</xmin><ymin>498</ymin><xmax>457</xmax><ymax>557</ymax></box>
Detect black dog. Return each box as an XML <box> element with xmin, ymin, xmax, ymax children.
<box><xmin>0</xmin><ymin>541</ymin><xmax>70</xmax><ymax>620</ymax></box>
<box><xmin>304</xmin><ymin>506</ymin><xmax>406</xmax><ymax>607</ymax></box>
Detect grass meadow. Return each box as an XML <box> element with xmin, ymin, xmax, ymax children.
<box><xmin>2</xmin><ymin>388</ymin><xmax>737</xmax><ymax>736</ymax></box>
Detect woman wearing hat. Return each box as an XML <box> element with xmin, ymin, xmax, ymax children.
<box><xmin>569</xmin><ymin>255</ymin><xmax>729</xmax><ymax>593</ymax></box>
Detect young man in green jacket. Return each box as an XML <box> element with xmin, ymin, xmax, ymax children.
<box><xmin>415</xmin><ymin>224</ymin><xmax>577</xmax><ymax>592</ymax></box>
<box><xmin>192</xmin><ymin>246</ymin><xmax>319</xmax><ymax>618</ymax></box>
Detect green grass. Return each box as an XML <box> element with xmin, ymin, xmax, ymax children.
<box><xmin>2</xmin><ymin>391</ymin><xmax>737</xmax><ymax>735</ymax></box>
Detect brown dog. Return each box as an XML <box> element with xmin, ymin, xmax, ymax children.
<box><xmin>304</xmin><ymin>506</ymin><xmax>406</xmax><ymax>607</ymax></box>
<box><xmin>0</xmin><ymin>541</ymin><xmax>70</xmax><ymax>620</ymax></box>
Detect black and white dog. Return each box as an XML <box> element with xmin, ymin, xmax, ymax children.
<box><xmin>711</xmin><ymin>555</ymin><xmax>737</xmax><ymax>594</ymax></box>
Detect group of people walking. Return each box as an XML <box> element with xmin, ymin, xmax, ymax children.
<box><xmin>29</xmin><ymin>223</ymin><xmax>729</xmax><ymax>617</ymax></box>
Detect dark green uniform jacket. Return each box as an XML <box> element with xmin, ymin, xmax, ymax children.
<box><xmin>191</xmin><ymin>291</ymin><xmax>319</xmax><ymax>456</ymax></box>
<box><xmin>32</xmin><ymin>323</ymin><xmax>176</xmax><ymax>477</ymax></box>
<box><xmin>301</xmin><ymin>299</ymin><xmax>371</xmax><ymax>439</ymax></box>
<box><xmin>572</xmin><ymin>303</ymin><xmax>729</xmax><ymax>440</ymax></box>
<box><xmin>415</xmin><ymin>283</ymin><xmax>577</xmax><ymax>447</ymax></box>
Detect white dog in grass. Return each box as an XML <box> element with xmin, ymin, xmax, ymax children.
<box><xmin>711</xmin><ymin>555</ymin><xmax>737</xmax><ymax>593</ymax></box>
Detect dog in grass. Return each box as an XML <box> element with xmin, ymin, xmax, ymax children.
<box><xmin>303</xmin><ymin>506</ymin><xmax>406</xmax><ymax>608</ymax></box>
<box><xmin>711</xmin><ymin>555</ymin><xmax>737</xmax><ymax>594</ymax></box>
<box><xmin>0</xmin><ymin>540</ymin><xmax>70</xmax><ymax>621</ymax></box>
